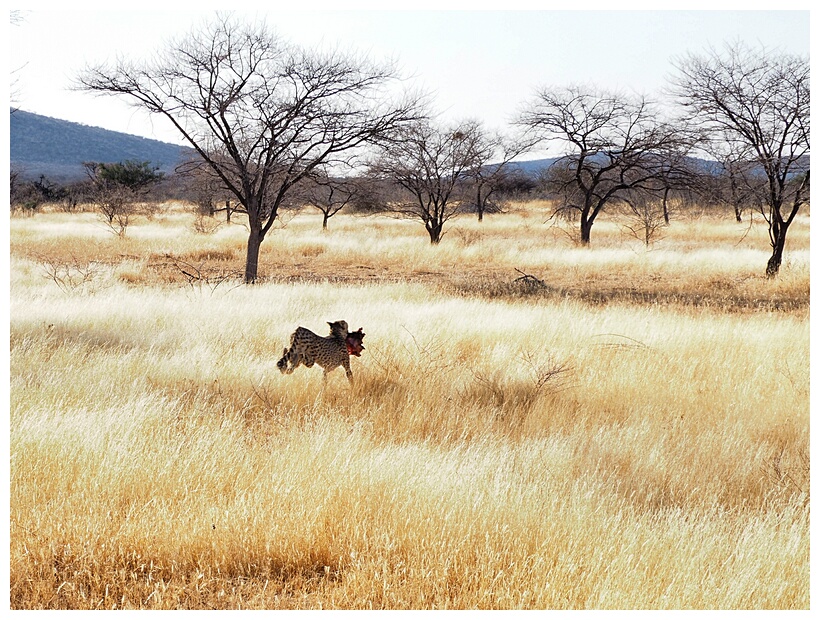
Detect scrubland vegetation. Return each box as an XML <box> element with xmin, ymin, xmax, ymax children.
<box><xmin>9</xmin><ymin>202</ymin><xmax>809</xmax><ymax>609</ymax></box>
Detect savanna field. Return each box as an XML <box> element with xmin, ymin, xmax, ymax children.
<box><xmin>8</xmin><ymin>202</ymin><xmax>810</xmax><ymax>609</ymax></box>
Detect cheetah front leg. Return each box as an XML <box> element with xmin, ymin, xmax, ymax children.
<box><xmin>343</xmin><ymin>358</ymin><xmax>353</xmax><ymax>384</ymax></box>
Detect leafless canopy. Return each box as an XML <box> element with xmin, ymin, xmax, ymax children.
<box><xmin>371</xmin><ymin>119</ymin><xmax>486</xmax><ymax>243</ymax></box>
<box><xmin>518</xmin><ymin>84</ymin><xmax>687</xmax><ymax>245</ymax></box>
<box><xmin>296</xmin><ymin>169</ymin><xmax>362</xmax><ymax>230</ymax></box>
<box><xmin>668</xmin><ymin>42</ymin><xmax>810</xmax><ymax>276</ymax></box>
<box><xmin>76</xmin><ymin>13</ymin><xmax>425</xmax><ymax>282</ymax></box>
<box><xmin>466</xmin><ymin>129</ymin><xmax>536</xmax><ymax>222</ymax></box>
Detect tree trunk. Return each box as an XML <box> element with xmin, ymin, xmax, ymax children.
<box><xmin>322</xmin><ymin>212</ymin><xmax>329</xmax><ymax>229</ymax></box>
<box><xmin>245</xmin><ymin>227</ymin><xmax>264</xmax><ymax>283</ymax></box>
<box><xmin>426</xmin><ymin>220</ymin><xmax>443</xmax><ymax>244</ymax></box>
<box><xmin>579</xmin><ymin>215</ymin><xmax>592</xmax><ymax>246</ymax></box>
<box><xmin>730</xmin><ymin>177</ymin><xmax>742</xmax><ymax>222</ymax></box>
<box><xmin>662</xmin><ymin>187</ymin><xmax>670</xmax><ymax>225</ymax></box>
<box><xmin>766</xmin><ymin>221</ymin><xmax>788</xmax><ymax>278</ymax></box>
<box><xmin>477</xmin><ymin>187</ymin><xmax>484</xmax><ymax>222</ymax></box>
<box><xmin>767</xmin><ymin>171</ymin><xmax>811</xmax><ymax>277</ymax></box>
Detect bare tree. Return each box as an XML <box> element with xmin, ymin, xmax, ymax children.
<box><xmin>296</xmin><ymin>170</ymin><xmax>361</xmax><ymax>230</ymax></box>
<box><xmin>10</xmin><ymin>168</ymin><xmax>21</xmax><ymax>208</ymax></box>
<box><xmin>465</xmin><ymin>128</ymin><xmax>535</xmax><ymax>222</ymax></box>
<box><xmin>177</xmin><ymin>159</ymin><xmax>226</xmax><ymax>218</ymax></box>
<box><xmin>83</xmin><ymin>160</ymin><xmax>163</xmax><ymax>237</ymax></box>
<box><xmin>669</xmin><ymin>42</ymin><xmax>810</xmax><ymax>276</ymax></box>
<box><xmin>518</xmin><ymin>85</ymin><xmax>685</xmax><ymax>245</ymax></box>
<box><xmin>175</xmin><ymin>157</ymin><xmax>234</xmax><ymax>234</ymax></box>
<box><xmin>648</xmin><ymin>125</ymin><xmax>700</xmax><ymax>224</ymax></box>
<box><xmin>697</xmin><ymin>138</ymin><xmax>761</xmax><ymax>223</ymax></box>
<box><xmin>11</xmin><ymin>174</ymin><xmax>64</xmax><ymax>213</ymax></box>
<box><xmin>371</xmin><ymin>118</ymin><xmax>485</xmax><ymax>243</ymax></box>
<box><xmin>77</xmin><ymin>14</ymin><xmax>424</xmax><ymax>282</ymax></box>
<box><xmin>620</xmin><ymin>191</ymin><xmax>668</xmax><ymax>247</ymax></box>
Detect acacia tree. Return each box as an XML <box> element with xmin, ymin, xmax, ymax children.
<box><xmin>620</xmin><ymin>189</ymin><xmax>669</xmax><ymax>247</ymax></box>
<box><xmin>177</xmin><ymin>159</ymin><xmax>228</xmax><ymax>218</ymax></box>
<box><xmin>371</xmin><ymin>118</ymin><xmax>485</xmax><ymax>243</ymax></box>
<box><xmin>77</xmin><ymin>14</ymin><xmax>423</xmax><ymax>282</ymax></box>
<box><xmin>698</xmin><ymin>139</ymin><xmax>761</xmax><ymax>223</ymax></box>
<box><xmin>669</xmin><ymin>42</ymin><xmax>810</xmax><ymax>276</ymax></box>
<box><xmin>466</xmin><ymin>129</ymin><xmax>535</xmax><ymax>222</ymax></box>
<box><xmin>296</xmin><ymin>171</ymin><xmax>361</xmax><ymax>230</ymax></box>
<box><xmin>83</xmin><ymin>160</ymin><xmax>164</xmax><ymax>236</ymax></box>
<box><xmin>648</xmin><ymin>126</ymin><xmax>701</xmax><ymax>225</ymax></box>
<box><xmin>518</xmin><ymin>85</ymin><xmax>684</xmax><ymax>245</ymax></box>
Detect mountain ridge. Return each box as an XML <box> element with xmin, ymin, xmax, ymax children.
<box><xmin>10</xmin><ymin>109</ymin><xmax>194</xmax><ymax>181</ymax></box>
<box><xmin>9</xmin><ymin>110</ymin><xmax>567</xmax><ymax>184</ymax></box>
<box><xmin>14</xmin><ymin>109</ymin><xmax>772</xmax><ymax>187</ymax></box>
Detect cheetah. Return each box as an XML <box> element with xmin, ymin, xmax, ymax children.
<box><xmin>276</xmin><ymin>320</ymin><xmax>365</xmax><ymax>383</ymax></box>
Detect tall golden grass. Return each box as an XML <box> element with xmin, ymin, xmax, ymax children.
<box><xmin>9</xmin><ymin>203</ymin><xmax>809</xmax><ymax>609</ymax></box>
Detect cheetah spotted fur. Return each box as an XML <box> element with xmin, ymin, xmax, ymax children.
<box><xmin>277</xmin><ymin>320</ymin><xmax>363</xmax><ymax>383</ymax></box>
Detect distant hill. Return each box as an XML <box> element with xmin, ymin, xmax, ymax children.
<box><xmin>10</xmin><ymin>109</ymin><xmax>193</xmax><ymax>182</ymax></box>
<box><xmin>13</xmin><ymin>109</ymin><xmax>797</xmax><ymax>187</ymax></box>
<box><xmin>502</xmin><ymin>153</ymin><xmax>809</xmax><ymax>181</ymax></box>
<box><xmin>479</xmin><ymin>157</ymin><xmax>559</xmax><ymax>179</ymax></box>
<box><xmin>506</xmin><ymin>158</ymin><xmax>560</xmax><ymax>177</ymax></box>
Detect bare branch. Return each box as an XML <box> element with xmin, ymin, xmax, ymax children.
<box><xmin>518</xmin><ymin>85</ymin><xmax>690</xmax><ymax>245</ymax></box>
<box><xmin>668</xmin><ymin>42</ymin><xmax>810</xmax><ymax>276</ymax></box>
<box><xmin>76</xmin><ymin>14</ymin><xmax>426</xmax><ymax>282</ymax></box>
<box><xmin>370</xmin><ymin>118</ymin><xmax>486</xmax><ymax>243</ymax></box>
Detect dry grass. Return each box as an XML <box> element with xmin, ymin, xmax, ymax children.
<box><xmin>9</xmin><ymin>203</ymin><xmax>809</xmax><ymax>609</ymax></box>
<box><xmin>12</xmin><ymin>204</ymin><xmax>809</xmax><ymax>311</ymax></box>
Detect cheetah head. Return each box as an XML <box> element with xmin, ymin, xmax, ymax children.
<box><xmin>327</xmin><ymin>320</ymin><xmax>349</xmax><ymax>339</ymax></box>
<box><xmin>346</xmin><ymin>328</ymin><xmax>366</xmax><ymax>357</ymax></box>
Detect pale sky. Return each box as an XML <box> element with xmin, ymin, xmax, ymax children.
<box><xmin>8</xmin><ymin>4</ymin><xmax>812</xmax><ymax>152</ymax></box>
